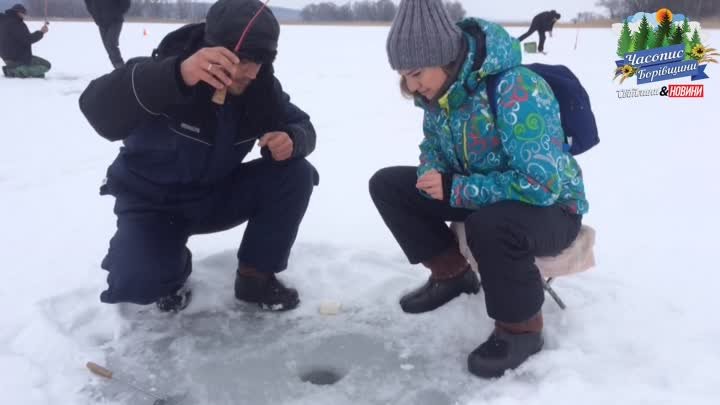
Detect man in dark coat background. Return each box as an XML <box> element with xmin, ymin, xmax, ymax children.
<box><xmin>84</xmin><ymin>0</ymin><xmax>130</xmax><ymax>68</ymax></box>
<box><xmin>79</xmin><ymin>0</ymin><xmax>318</xmax><ymax>313</ymax></box>
<box><xmin>517</xmin><ymin>10</ymin><xmax>561</xmax><ymax>53</ymax></box>
<box><xmin>0</xmin><ymin>4</ymin><xmax>50</xmax><ymax>77</ymax></box>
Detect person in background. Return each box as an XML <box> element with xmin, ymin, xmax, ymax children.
<box><xmin>517</xmin><ymin>10</ymin><xmax>561</xmax><ymax>53</ymax></box>
<box><xmin>84</xmin><ymin>0</ymin><xmax>131</xmax><ymax>68</ymax></box>
<box><xmin>0</xmin><ymin>4</ymin><xmax>50</xmax><ymax>78</ymax></box>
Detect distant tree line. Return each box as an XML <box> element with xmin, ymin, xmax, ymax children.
<box><xmin>596</xmin><ymin>0</ymin><xmax>720</xmax><ymax>20</ymax></box>
<box><xmin>19</xmin><ymin>0</ymin><xmax>211</xmax><ymax>21</ymax></box>
<box><xmin>571</xmin><ymin>12</ymin><xmax>608</xmax><ymax>23</ymax></box>
<box><xmin>300</xmin><ymin>1</ymin><xmax>466</xmax><ymax>22</ymax></box>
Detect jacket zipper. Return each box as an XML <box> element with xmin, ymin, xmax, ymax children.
<box><xmin>462</xmin><ymin>120</ymin><xmax>470</xmax><ymax>172</ymax></box>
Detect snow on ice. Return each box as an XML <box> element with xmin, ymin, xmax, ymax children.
<box><xmin>1</xmin><ymin>21</ymin><xmax>719</xmax><ymax>405</ymax></box>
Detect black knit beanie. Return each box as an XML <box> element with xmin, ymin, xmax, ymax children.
<box><xmin>204</xmin><ymin>0</ymin><xmax>280</xmax><ymax>64</ymax></box>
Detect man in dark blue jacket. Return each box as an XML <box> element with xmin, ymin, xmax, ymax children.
<box><xmin>0</xmin><ymin>4</ymin><xmax>50</xmax><ymax>78</ymax></box>
<box><xmin>84</xmin><ymin>0</ymin><xmax>130</xmax><ymax>68</ymax></box>
<box><xmin>517</xmin><ymin>10</ymin><xmax>561</xmax><ymax>53</ymax></box>
<box><xmin>80</xmin><ymin>0</ymin><xmax>317</xmax><ymax>313</ymax></box>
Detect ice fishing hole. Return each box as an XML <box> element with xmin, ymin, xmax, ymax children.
<box><xmin>299</xmin><ymin>367</ymin><xmax>345</xmax><ymax>385</ymax></box>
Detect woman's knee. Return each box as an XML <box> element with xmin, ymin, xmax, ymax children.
<box><xmin>368</xmin><ymin>166</ymin><xmax>415</xmax><ymax>201</ymax></box>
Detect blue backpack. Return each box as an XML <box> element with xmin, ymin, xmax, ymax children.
<box><xmin>486</xmin><ymin>64</ymin><xmax>599</xmax><ymax>155</ymax></box>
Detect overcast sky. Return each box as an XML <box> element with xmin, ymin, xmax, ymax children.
<box><xmin>270</xmin><ymin>0</ymin><xmax>606</xmax><ymax>21</ymax></box>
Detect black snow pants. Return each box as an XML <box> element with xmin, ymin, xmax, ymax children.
<box><xmin>99</xmin><ymin>158</ymin><xmax>316</xmax><ymax>305</ymax></box>
<box><xmin>369</xmin><ymin>166</ymin><xmax>581</xmax><ymax>322</ymax></box>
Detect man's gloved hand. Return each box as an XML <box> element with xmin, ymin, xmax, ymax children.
<box><xmin>259</xmin><ymin>131</ymin><xmax>294</xmax><ymax>161</ymax></box>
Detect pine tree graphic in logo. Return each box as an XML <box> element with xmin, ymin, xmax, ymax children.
<box><xmin>615</xmin><ymin>8</ymin><xmax>713</xmax><ymax>57</ymax></box>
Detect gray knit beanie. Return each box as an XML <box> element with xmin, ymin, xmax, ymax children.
<box><xmin>386</xmin><ymin>0</ymin><xmax>463</xmax><ymax>70</ymax></box>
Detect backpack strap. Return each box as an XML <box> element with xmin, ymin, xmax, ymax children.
<box><xmin>484</xmin><ymin>68</ymin><xmax>572</xmax><ymax>153</ymax></box>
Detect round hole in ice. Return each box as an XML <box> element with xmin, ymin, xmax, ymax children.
<box><xmin>299</xmin><ymin>367</ymin><xmax>345</xmax><ymax>386</ymax></box>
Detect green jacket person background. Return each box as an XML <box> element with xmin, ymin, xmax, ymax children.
<box><xmin>0</xmin><ymin>4</ymin><xmax>51</xmax><ymax>78</ymax></box>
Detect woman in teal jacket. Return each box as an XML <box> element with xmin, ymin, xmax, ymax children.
<box><xmin>369</xmin><ymin>0</ymin><xmax>588</xmax><ymax>379</ymax></box>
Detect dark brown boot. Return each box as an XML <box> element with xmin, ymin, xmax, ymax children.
<box><xmin>423</xmin><ymin>246</ymin><xmax>470</xmax><ymax>280</ymax></box>
<box><xmin>495</xmin><ymin>312</ymin><xmax>544</xmax><ymax>334</ymax></box>
<box><xmin>235</xmin><ymin>264</ymin><xmax>299</xmax><ymax>311</ymax></box>
<box><xmin>237</xmin><ymin>264</ymin><xmax>271</xmax><ymax>279</ymax></box>
<box><xmin>399</xmin><ymin>247</ymin><xmax>480</xmax><ymax>314</ymax></box>
<box><xmin>468</xmin><ymin>312</ymin><xmax>544</xmax><ymax>378</ymax></box>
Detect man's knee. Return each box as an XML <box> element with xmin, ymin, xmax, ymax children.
<box><xmin>289</xmin><ymin>157</ymin><xmax>315</xmax><ymax>179</ymax></box>
<box><xmin>284</xmin><ymin>158</ymin><xmax>316</xmax><ymax>193</ymax></box>
<box><xmin>100</xmin><ymin>247</ymin><xmax>191</xmax><ymax>305</ymax></box>
<box><xmin>258</xmin><ymin>158</ymin><xmax>316</xmax><ymax>207</ymax></box>
<box><xmin>100</xmin><ymin>213</ymin><xmax>190</xmax><ymax>304</ymax></box>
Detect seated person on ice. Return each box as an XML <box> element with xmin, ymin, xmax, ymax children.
<box><xmin>369</xmin><ymin>0</ymin><xmax>588</xmax><ymax>379</ymax></box>
<box><xmin>79</xmin><ymin>0</ymin><xmax>318</xmax><ymax>313</ymax></box>
<box><xmin>0</xmin><ymin>4</ymin><xmax>51</xmax><ymax>78</ymax></box>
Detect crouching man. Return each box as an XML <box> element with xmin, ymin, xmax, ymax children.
<box><xmin>79</xmin><ymin>0</ymin><xmax>318</xmax><ymax>312</ymax></box>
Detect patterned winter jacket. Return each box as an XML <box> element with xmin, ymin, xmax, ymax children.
<box><xmin>416</xmin><ymin>19</ymin><xmax>588</xmax><ymax>215</ymax></box>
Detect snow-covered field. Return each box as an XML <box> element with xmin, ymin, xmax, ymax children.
<box><xmin>1</xmin><ymin>21</ymin><xmax>719</xmax><ymax>405</ymax></box>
